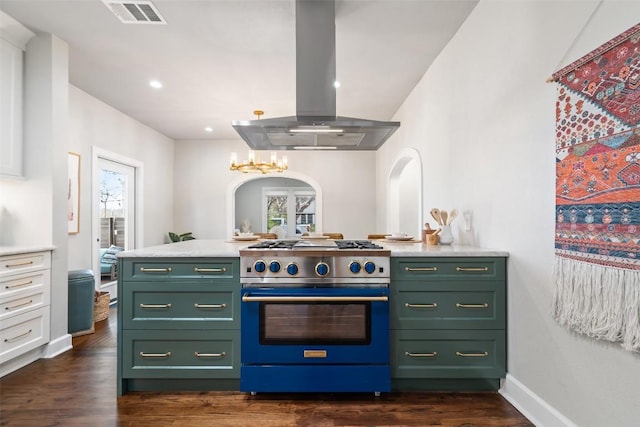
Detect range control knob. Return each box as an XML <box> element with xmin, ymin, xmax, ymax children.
<box><xmin>364</xmin><ymin>261</ymin><xmax>376</xmax><ymax>274</ymax></box>
<box><xmin>286</xmin><ymin>262</ymin><xmax>299</xmax><ymax>276</ymax></box>
<box><xmin>254</xmin><ymin>260</ymin><xmax>266</xmax><ymax>273</ymax></box>
<box><xmin>349</xmin><ymin>261</ymin><xmax>362</xmax><ymax>274</ymax></box>
<box><xmin>269</xmin><ymin>261</ymin><xmax>281</xmax><ymax>273</ymax></box>
<box><xmin>315</xmin><ymin>262</ymin><xmax>330</xmax><ymax>277</ymax></box>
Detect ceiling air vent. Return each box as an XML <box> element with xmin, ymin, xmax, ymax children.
<box><xmin>102</xmin><ymin>1</ymin><xmax>166</xmax><ymax>24</ymax></box>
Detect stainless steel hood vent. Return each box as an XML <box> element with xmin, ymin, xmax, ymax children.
<box><xmin>232</xmin><ymin>0</ymin><xmax>400</xmax><ymax>151</ymax></box>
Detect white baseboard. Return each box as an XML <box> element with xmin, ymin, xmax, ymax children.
<box><xmin>500</xmin><ymin>374</ymin><xmax>578</xmax><ymax>427</ymax></box>
<box><xmin>0</xmin><ymin>346</ymin><xmax>44</xmax><ymax>377</ymax></box>
<box><xmin>0</xmin><ymin>335</ymin><xmax>72</xmax><ymax>377</ymax></box>
<box><xmin>43</xmin><ymin>333</ymin><xmax>72</xmax><ymax>358</ymax></box>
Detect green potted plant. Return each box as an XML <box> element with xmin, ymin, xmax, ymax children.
<box><xmin>168</xmin><ymin>232</ymin><xmax>196</xmax><ymax>242</ymax></box>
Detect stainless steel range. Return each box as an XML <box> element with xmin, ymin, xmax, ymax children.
<box><xmin>239</xmin><ymin>239</ymin><xmax>391</xmax><ymax>395</ymax></box>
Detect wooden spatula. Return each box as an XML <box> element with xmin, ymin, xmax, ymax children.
<box><xmin>430</xmin><ymin>208</ymin><xmax>442</xmax><ymax>225</ymax></box>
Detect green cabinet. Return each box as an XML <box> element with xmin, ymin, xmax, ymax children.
<box><xmin>117</xmin><ymin>258</ymin><xmax>240</xmax><ymax>395</ymax></box>
<box><xmin>390</xmin><ymin>257</ymin><xmax>507</xmax><ymax>391</ymax></box>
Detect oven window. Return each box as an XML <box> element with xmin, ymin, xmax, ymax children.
<box><xmin>260</xmin><ymin>302</ymin><xmax>371</xmax><ymax>345</ymax></box>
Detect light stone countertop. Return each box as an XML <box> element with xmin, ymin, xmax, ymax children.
<box><xmin>117</xmin><ymin>239</ymin><xmax>249</xmax><ymax>258</ymax></box>
<box><xmin>377</xmin><ymin>241</ymin><xmax>508</xmax><ymax>257</ymax></box>
<box><xmin>118</xmin><ymin>239</ymin><xmax>508</xmax><ymax>258</ymax></box>
<box><xmin>0</xmin><ymin>245</ymin><xmax>56</xmax><ymax>256</ymax></box>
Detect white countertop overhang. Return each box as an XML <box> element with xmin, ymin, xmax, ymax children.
<box><xmin>118</xmin><ymin>240</ymin><xmax>508</xmax><ymax>258</ymax></box>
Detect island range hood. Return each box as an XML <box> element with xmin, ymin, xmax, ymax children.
<box><xmin>232</xmin><ymin>0</ymin><xmax>400</xmax><ymax>151</ymax></box>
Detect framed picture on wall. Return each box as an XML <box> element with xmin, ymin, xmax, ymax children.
<box><xmin>68</xmin><ymin>152</ymin><xmax>80</xmax><ymax>234</ymax></box>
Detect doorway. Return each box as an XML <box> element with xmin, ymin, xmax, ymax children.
<box><xmin>388</xmin><ymin>148</ymin><xmax>423</xmax><ymax>237</ymax></box>
<box><xmin>92</xmin><ymin>148</ymin><xmax>143</xmax><ymax>300</ymax></box>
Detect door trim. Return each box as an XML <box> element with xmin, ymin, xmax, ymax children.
<box><xmin>92</xmin><ymin>146</ymin><xmax>144</xmax><ymax>296</ymax></box>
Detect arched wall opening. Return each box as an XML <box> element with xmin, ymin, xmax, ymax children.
<box><xmin>387</xmin><ymin>147</ymin><xmax>423</xmax><ymax>238</ymax></box>
<box><xmin>226</xmin><ymin>171</ymin><xmax>323</xmax><ymax>239</ymax></box>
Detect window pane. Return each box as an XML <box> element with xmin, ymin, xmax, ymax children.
<box><xmin>296</xmin><ymin>195</ymin><xmax>315</xmax><ymax>233</ymax></box>
<box><xmin>266</xmin><ymin>195</ymin><xmax>288</xmax><ymax>230</ymax></box>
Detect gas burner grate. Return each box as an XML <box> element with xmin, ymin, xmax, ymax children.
<box><xmin>335</xmin><ymin>240</ymin><xmax>384</xmax><ymax>250</ymax></box>
<box><xmin>247</xmin><ymin>239</ymin><xmax>384</xmax><ymax>250</ymax></box>
<box><xmin>247</xmin><ymin>240</ymin><xmax>297</xmax><ymax>249</ymax></box>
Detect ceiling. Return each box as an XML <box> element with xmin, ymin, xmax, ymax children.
<box><xmin>0</xmin><ymin>0</ymin><xmax>478</xmax><ymax>141</ymax></box>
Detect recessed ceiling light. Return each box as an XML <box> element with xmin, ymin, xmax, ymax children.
<box><xmin>204</xmin><ymin>127</ymin><xmax>213</xmax><ymax>133</ymax></box>
<box><xmin>149</xmin><ymin>79</ymin><xmax>163</xmax><ymax>89</ymax></box>
<box><xmin>333</xmin><ymin>81</ymin><xmax>341</xmax><ymax>88</ymax></box>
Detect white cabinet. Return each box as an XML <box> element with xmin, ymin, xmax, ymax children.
<box><xmin>0</xmin><ymin>11</ymin><xmax>34</xmax><ymax>178</ymax></box>
<box><xmin>0</xmin><ymin>38</ymin><xmax>24</xmax><ymax>177</ymax></box>
<box><xmin>0</xmin><ymin>250</ymin><xmax>51</xmax><ymax>375</ymax></box>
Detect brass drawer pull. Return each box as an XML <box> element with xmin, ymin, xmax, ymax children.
<box><xmin>5</xmin><ymin>260</ymin><xmax>34</xmax><ymax>268</ymax></box>
<box><xmin>456</xmin><ymin>267</ymin><xmax>489</xmax><ymax>272</ymax></box>
<box><xmin>405</xmin><ymin>267</ymin><xmax>437</xmax><ymax>272</ymax></box>
<box><xmin>5</xmin><ymin>280</ymin><xmax>33</xmax><ymax>289</ymax></box>
<box><xmin>405</xmin><ymin>351</ymin><xmax>437</xmax><ymax>358</ymax></box>
<box><xmin>404</xmin><ymin>303</ymin><xmax>437</xmax><ymax>308</ymax></box>
<box><xmin>194</xmin><ymin>267</ymin><xmax>227</xmax><ymax>273</ymax></box>
<box><xmin>456</xmin><ymin>351</ymin><xmax>489</xmax><ymax>357</ymax></box>
<box><xmin>139</xmin><ymin>303</ymin><xmax>172</xmax><ymax>309</ymax></box>
<box><xmin>139</xmin><ymin>267</ymin><xmax>172</xmax><ymax>273</ymax></box>
<box><xmin>5</xmin><ymin>300</ymin><xmax>33</xmax><ymax>310</ymax></box>
<box><xmin>456</xmin><ymin>303</ymin><xmax>489</xmax><ymax>308</ymax></box>
<box><xmin>139</xmin><ymin>351</ymin><xmax>172</xmax><ymax>358</ymax></box>
<box><xmin>194</xmin><ymin>351</ymin><xmax>226</xmax><ymax>358</ymax></box>
<box><xmin>4</xmin><ymin>329</ymin><xmax>33</xmax><ymax>343</ymax></box>
<box><xmin>194</xmin><ymin>303</ymin><xmax>227</xmax><ymax>309</ymax></box>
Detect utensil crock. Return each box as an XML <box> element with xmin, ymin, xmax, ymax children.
<box><xmin>439</xmin><ymin>225</ymin><xmax>454</xmax><ymax>245</ymax></box>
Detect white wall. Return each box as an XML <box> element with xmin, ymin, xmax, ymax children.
<box><xmin>67</xmin><ymin>85</ymin><xmax>175</xmax><ymax>271</ymax></box>
<box><xmin>377</xmin><ymin>1</ymin><xmax>640</xmax><ymax>426</ymax></box>
<box><xmin>174</xmin><ymin>140</ymin><xmax>377</xmax><ymax>240</ymax></box>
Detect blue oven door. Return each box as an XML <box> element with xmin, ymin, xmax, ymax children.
<box><xmin>241</xmin><ymin>287</ymin><xmax>389</xmax><ymax>365</ymax></box>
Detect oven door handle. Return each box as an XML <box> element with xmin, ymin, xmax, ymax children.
<box><xmin>241</xmin><ymin>295</ymin><xmax>388</xmax><ymax>302</ymax></box>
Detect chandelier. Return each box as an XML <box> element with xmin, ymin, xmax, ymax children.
<box><xmin>229</xmin><ymin>150</ymin><xmax>288</xmax><ymax>174</ymax></box>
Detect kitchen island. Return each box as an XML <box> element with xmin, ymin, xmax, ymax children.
<box><xmin>117</xmin><ymin>240</ymin><xmax>507</xmax><ymax>395</ymax></box>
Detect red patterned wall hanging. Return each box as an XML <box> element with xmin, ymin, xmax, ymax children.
<box><xmin>550</xmin><ymin>23</ymin><xmax>640</xmax><ymax>352</ymax></box>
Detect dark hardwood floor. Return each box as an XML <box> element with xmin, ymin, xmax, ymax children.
<box><xmin>0</xmin><ymin>306</ymin><xmax>533</xmax><ymax>426</ymax></box>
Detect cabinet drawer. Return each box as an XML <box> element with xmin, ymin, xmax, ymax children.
<box><xmin>122</xmin><ymin>258</ymin><xmax>238</xmax><ymax>281</ymax></box>
<box><xmin>391</xmin><ymin>258</ymin><xmax>505</xmax><ymax>282</ymax></box>
<box><xmin>0</xmin><ymin>307</ymin><xmax>50</xmax><ymax>364</ymax></box>
<box><xmin>0</xmin><ymin>270</ymin><xmax>49</xmax><ymax>301</ymax></box>
<box><xmin>391</xmin><ymin>330</ymin><xmax>505</xmax><ymax>379</ymax></box>
<box><xmin>391</xmin><ymin>288</ymin><xmax>504</xmax><ymax>330</ymax></box>
<box><xmin>0</xmin><ymin>289</ymin><xmax>48</xmax><ymax>322</ymax></box>
<box><xmin>122</xmin><ymin>282</ymin><xmax>238</xmax><ymax>329</ymax></box>
<box><xmin>0</xmin><ymin>251</ymin><xmax>51</xmax><ymax>278</ymax></box>
<box><xmin>122</xmin><ymin>330</ymin><xmax>239</xmax><ymax>379</ymax></box>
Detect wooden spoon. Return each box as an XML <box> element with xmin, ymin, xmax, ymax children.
<box><xmin>425</xmin><ymin>223</ymin><xmax>431</xmax><ymax>231</ymax></box>
<box><xmin>441</xmin><ymin>210</ymin><xmax>448</xmax><ymax>226</ymax></box>
<box><xmin>447</xmin><ymin>208</ymin><xmax>458</xmax><ymax>225</ymax></box>
<box><xmin>430</xmin><ymin>208</ymin><xmax>442</xmax><ymax>225</ymax></box>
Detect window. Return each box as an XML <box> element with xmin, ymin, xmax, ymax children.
<box><xmin>264</xmin><ymin>188</ymin><xmax>315</xmax><ymax>237</ymax></box>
